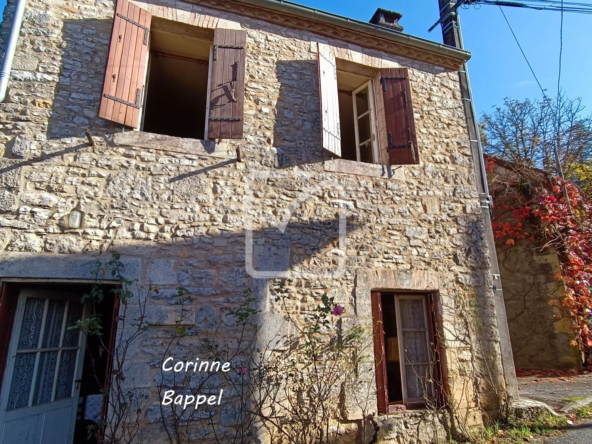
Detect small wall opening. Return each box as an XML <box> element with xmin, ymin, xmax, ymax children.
<box><xmin>142</xmin><ymin>25</ymin><xmax>211</xmax><ymax>139</ymax></box>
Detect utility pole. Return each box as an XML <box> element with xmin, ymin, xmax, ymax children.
<box><xmin>437</xmin><ymin>0</ymin><xmax>519</xmax><ymax>400</ymax></box>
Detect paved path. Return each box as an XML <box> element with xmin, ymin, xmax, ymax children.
<box><xmin>518</xmin><ymin>373</ymin><xmax>592</xmax><ymax>443</ymax></box>
<box><xmin>544</xmin><ymin>420</ymin><xmax>592</xmax><ymax>444</ymax></box>
<box><xmin>519</xmin><ymin>373</ymin><xmax>592</xmax><ymax>409</ymax></box>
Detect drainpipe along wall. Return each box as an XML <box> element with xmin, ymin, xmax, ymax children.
<box><xmin>0</xmin><ymin>0</ymin><xmax>27</xmax><ymax>102</ymax></box>
<box><xmin>437</xmin><ymin>0</ymin><xmax>519</xmax><ymax>402</ymax></box>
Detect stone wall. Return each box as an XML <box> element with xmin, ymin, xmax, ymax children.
<box><xmin>498</xmin><ymin>242</ymin><xmax>581</xmax><ymax>370</ymax></box>
<box><xmin>0</xmin><ymin>0</ymin><xmax>507</xmax><ymax>441</ymax></box>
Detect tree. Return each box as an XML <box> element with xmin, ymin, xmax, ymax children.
<box><xmin>480</xmin><ymin>93</ymin><xmax>592</xmax><ymax>195</ymax></box>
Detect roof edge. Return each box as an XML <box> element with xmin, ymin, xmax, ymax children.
<box><xmin>233</xmin><ymin>0</ymin><xmax>471</xmax><ymax>63</ymax></box>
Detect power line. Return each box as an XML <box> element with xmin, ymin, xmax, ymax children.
<box><xmin>497</xmin><ymin>5</ymin><xmax>548</xmax><ymax>98</ymax></box>
<box><xmin>475</xmin><ymin>0</ymin><xmax>592</xmax><ymax>14</ymax></box>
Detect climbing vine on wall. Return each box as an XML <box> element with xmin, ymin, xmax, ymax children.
<box><xmin>486</xmin><ymin>156</ymin><xmax>592</xmax><ymax>363</ymax></box>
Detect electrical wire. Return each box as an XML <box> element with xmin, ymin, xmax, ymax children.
<box><xmin>497</xmin><ymin>5</ymin><xmax>548</xmax><ymax>99</ymax></box>
<box><xmin>476</xmin><ymin>0</ymin><xmax>592</xmax><ymax>14</ymax></box>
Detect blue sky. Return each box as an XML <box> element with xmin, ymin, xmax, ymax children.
<box><xmin>0</xmin><ymin>0</ymin><xmax>590</xmax><ymax>117</ymax></box>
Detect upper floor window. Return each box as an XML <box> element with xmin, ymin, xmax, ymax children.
<box><xmin>97</xmin><ymin>0</ymin><xmax>246</xmax><ymax>140</ymax></box>
<box><xmin>319</xmin><ymin>43</ymin><xmax>419</xmax><ymax>166</ymax></box>
<box><xmin>337</xmin><ymin>73</ymin><xmax>379</xmax><ymax>163</ymax></box>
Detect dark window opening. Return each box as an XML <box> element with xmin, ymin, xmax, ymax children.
<box><xmin>142</xmin><ymin>29</ymin><xmax>211</xmax><ymax>139</ymax></box>
<box><xmin>73</xmin><ymin>284</ymin><xmax>118</xmax><ymax>444</ymax></box>
<box><xmin>338</xmin><ymin>89</ymin><xmax>357</xmax><ymax>161</ymax></box>
<box><xmin>381</xmin><ymin>293</ymin><xmax>404</xmax><ymax>404</ymax></box>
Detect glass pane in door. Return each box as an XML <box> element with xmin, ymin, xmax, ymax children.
<box><xmin>399</xmin><ymin>298</ymin><xmax>426</xmax><ymax>330</ymax></box>
<box><xmin>6</xmin><ymin>353</ymin><xmax>36</xmax><ymax>410</ymax></box>
<box><xmin>6</xmin><ymin>297</ymin><xmax>83</xmax><ymax>410</ymax></box>
<box><xmin>17</xmin><ymin>298</ymin><xmax>44</xmax><ymax>350</ymax></box>
<box><xmin>33</xmin><ymin>351</ymin><xmax>59</xmax><ymax>405</ymax></box>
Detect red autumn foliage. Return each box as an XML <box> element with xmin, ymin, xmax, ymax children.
<box><xmin>487</xmin><ymin>156</ymin><xmax>592</xmax><ymax>363</ymax></box>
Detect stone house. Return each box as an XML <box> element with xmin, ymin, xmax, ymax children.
<box><xmin>0</xmin><ymin>0</ymin><xmax>517</xmax><ymax>442</ymax></box>
<box><xmin>487</xmin><ymin>157</ymin><xmax>583</xmax><ymax>371</ymax></box>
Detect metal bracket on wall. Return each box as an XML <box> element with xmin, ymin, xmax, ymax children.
<box><xmin>117</xmin><ymin>13</ymin><xmax>150</xmax><ymax>45</ymax></box>
<box><xmin>104</xmin><ymin>88</ymin><xmax>142</xmax><ymax>109</ymax></box>
<box><xmin>380</xmin><ymin>76</ymin><xmax>407</xmax><ymax>91</ymax></box>
<box><xmin>212</xmin><ymin>45</ymin><xmax>244</xmax><ymax>61</ymax></box>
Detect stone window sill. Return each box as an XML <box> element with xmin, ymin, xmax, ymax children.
<box><xmin>323</xmin><ymin>158</ymin><xmax>405</xmax><ymax>179</ymax></box>
<box><xmin>110</xmin><ymin>131</ymin><xmax>236</xmax><ymax>159</ymax></box>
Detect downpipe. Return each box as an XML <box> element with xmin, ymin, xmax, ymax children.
<box><xmin>0</xmin><ymin>0</ymin><xmax>27</xmax><ymax>103</ymax></box>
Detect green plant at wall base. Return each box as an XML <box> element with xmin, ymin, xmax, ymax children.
<box><xmin>574</xmin><ymin>402</ymin><xmax>592</xmax><ymax>419</ymax></box>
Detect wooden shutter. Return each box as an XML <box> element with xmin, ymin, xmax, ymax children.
<box><xmin>207</xmin><ymin>29</ymin><xmax>247</xmax><ymax>140</ymax></box>
<box><xmin>317</xmin><ymin>43</ymin><xmax>341</xmax><ymax>157</ymax></box>
<box><xmin>371</xmin><ymin>291</ymin><xmax>389</xmax><ymax>414</ymax></box>
<box><xmin>380</xmin><ymin>68</ymin><xmax>419</xmax><ymax>165</ymax></box>
<box><xmin>98</xmin><ymin>0</ymin><xmax>151</xmax><ymax>129</ymax></box>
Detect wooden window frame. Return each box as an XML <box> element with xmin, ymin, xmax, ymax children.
<box><xmin>352</xmin><ymin>80</ymin><xmax>380</xmax><ymax>164</ymax></box>
<box><xmin>372</xmin><ymin>291</ymin><xmax>445</xmax><ymax>413</ymax></box>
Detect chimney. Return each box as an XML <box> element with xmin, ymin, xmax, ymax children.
<box><xmin>369</xmin><ymin>8</ymin><xmax>404</xmax><ymax>32</ymax></box>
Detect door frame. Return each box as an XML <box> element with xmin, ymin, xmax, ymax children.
<box><xmin>0</xmin><ymin>288</ymin><xmax>89</xmax><ymax>444</ymax></box>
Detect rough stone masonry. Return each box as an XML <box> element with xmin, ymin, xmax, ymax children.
<box><xmin>0</xmin><ymin>0</ymin><xmax>508</xmax><ymax>442</ymax></box>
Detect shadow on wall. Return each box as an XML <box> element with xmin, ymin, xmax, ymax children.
<box><xmin>272</xmin><ymin>60</ymin><xmax>328</xmax><ymax>169</ymax></box>
<box><xmin>44</xmin><ymin>19</ymin><xmax>124</xmax><ymax>141</ymax></box>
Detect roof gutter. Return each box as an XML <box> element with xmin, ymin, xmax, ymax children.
<box><xmin>230</xmin><ymin>0</ymin><xmax>471</xmax><ymax>63</ymax></box>
<box><xmin>0</xmin><ymin>0</ymin><xmax>27</xmax><ymax>102</ymax></box>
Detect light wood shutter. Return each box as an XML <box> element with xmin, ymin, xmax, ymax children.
<box><xmin>371</xmin><ymin>291</ymin><xmax>388</xmax><ymax>414</ymax></box>
<box><xmin>98</xmin><ymin>0</ymin><xmax>151</xmax><ymax>129</ymax></box>
<box><xmin>317</xmin><ymin>43</ymin><xmax>341</xmax><ymax>157</ymax></box>
<box><xmin>207</xmin><ymin>29</ymin><xmax>247</xmax><ymax>140</ymax></box>
<box><xmin>380</xmin><ymin>68</ymin><xmax>419</xmax><ymax>165</ymax></box>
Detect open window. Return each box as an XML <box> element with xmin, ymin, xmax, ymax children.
<box><xmin>318</xmin><ymin>42</ymin><xmax>419</xmax><ymax>166</ymax></box>
<box><xmin>98</xmin><ymin>0</ymin><xmax>246</xmax><ymax>140</ymax></box>
<box><xmin>337</xmin><ymin>73</ymin><xmax>379</xmax><ymax>163</ymax></box>
<box><xmin>371</xmin><ymin>292</ymin><xmax>444</xmax><ymax>413</ymax></box>
<box><xmin>141</xmin><ymin>21</ymin><xmax>212</xmax><ymax>139</ymax></box>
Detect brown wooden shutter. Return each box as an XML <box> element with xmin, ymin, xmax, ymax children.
<box><xmin>371</xmin><ymin>291</ymin><xmax>389</xmax><ymax>414</ymax></box>
<box><xmin>207</xmin><ymin>29</ymin><xmax>247</xmax><ymax>140</ymax></box>
<box><xmin>98</xmin><ymin>0</ymin><xmax>151</xmax><ymax>129</ymax></box>
<box><xmin>380</xmin><ymin>68</ymin><xmax>419</xmax><ymax>165</ymax></box>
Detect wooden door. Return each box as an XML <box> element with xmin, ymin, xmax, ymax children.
<box><xmin>0</xmin><ymin>289</ymin><xmax>87</xmax><ymax>444</ymax></box>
